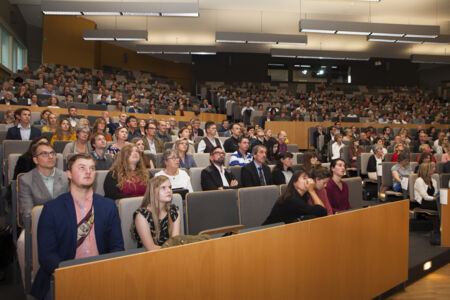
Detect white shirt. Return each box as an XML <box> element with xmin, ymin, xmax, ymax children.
<box><xmin>331</xmin><ymin>142</ymin><xmax>344</xmax><ymax>160</ymax></box>
<box><xmin>197</xmin><ymin>136</ymin><xmax>224</xmax><ymax>153</ymax></box>
<box><xmin>414</xmin><ymin>177</ymin><xmax>437</xmax><ymax>204</ymax></box>
<box><xmin>155</xmin><ymin>169</ymin><xmax>193</xmax><ymax>193</ymax></box>
<box><xmin>18</xmin><ymin>123</ymin><xmax>31</xmax><ymax>141</ymax></box>
<box><xmin>68</xmin><ymin>117</ymin><xmax>79</xmax><ymax>128</ymax></box>
<box><xmin>146</xmin><ymin>137</ymin><xmax>156</xmax><ymax>155</ymax></box>
<box><xmin>214</xmin><ymin>164</ymin><xmax>229</xmax><ymax>187</ymax></box>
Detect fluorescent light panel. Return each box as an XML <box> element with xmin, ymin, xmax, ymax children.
<box><xmin>300</xmin><ymin>19</ymin><xmax>439</xmax><ymax>38</ymax></box>
<box><xmin>41</xmin><ymin>1</ymin><xmax>199</xmax><ymax>17</ymax></box>
<box><xmin>367</xmin><ymin>35</ymin><xmax>450</xmax><ymax>44</ymax></box>
<box><xmin>411</xmin><ymin>54</ymin><xmax>450</xmax><ymax>64</ymax></box>
<box><xmin>83</xmin><ymin>29</ymin><xmax>148</xmax><ymax>41</ymax></box>
<box><xmin>216</xmin><ymin>32</ymin><xmax>307</xmax><ymax>45</ymax></box>
<box><xmin>271</xmin><ymin>49</ymin><xmax>369</xmax><ymax>61</ymax></box>
<box><xmin>136</xmin><ymin>45</ymin><xmax>216</xmax><ymax>56</ymax></box>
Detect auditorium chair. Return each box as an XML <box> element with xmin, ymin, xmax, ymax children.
<box><xmin>185</xmin><ymin>189</ymin><xmax>240</xmax><ymax>235</ymax></box>
<box><xmin>408</xmin><ymin>173</ymin><xmax>440</xmax><ymax>218</ymax></box>
<box><xmin>238</xmin><ymin>185</ymin><xmax>280</xmax><ymax>228</ymax></box>
<box><xmin>384</xmin><ymin>153</ymin><xmax>394</xmax><ymax>162</ymax></box>
<box><xmin>342</xmin><ymin>177</ymin><xmax>364</xmax><ymax>209</ymax></box>
<box><xmin>94</xmin><ymin>170</ymin><xmax>108</xmax><ymax>196</ymax></box>
<box><xmin>189</xmin><ymin>167</ymin><xmax>203</xmax><ymax>192</ymax></box>
<box><xmin>381</xmin><ymin>162</ymin><xmax>405</xmax><ymax>200</ymax></box>
<box><xmin>287</xmin><ymin>144</ymin><xmax>298</xmax><ymax>153</ymax></box>
<box><xmin>52</xmin><ymin>141</ymin><xmax>71</xmax><ymax>154</ymax></box>
<box><xmin>193</xmin><ymin>153</ymin><xmax>210</xmax><ymax>168</ymax></box>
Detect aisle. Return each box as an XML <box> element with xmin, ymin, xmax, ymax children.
<box><xmin>387</xmin><ymin>263</ymin><xmax>450</xmax><ymax>300</ymax></box>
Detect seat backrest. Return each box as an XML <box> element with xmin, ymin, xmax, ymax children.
<box><xmin>143</xmin><ymin>151</ymin><xmax>156</xmax><ymax>167</ymax></box>
<box><xmin>3</xmin><ymin>140</ymin><xmax>32</xmax><ymax>161</ymax></box>
<box><xmin>410</xmin><ymin>162</ymin><xmax>418</xmax><ymax>173</ymax></box>
<box><xmin>189</xmin><ymin>167</ymin><xmax>203</xmax><ymax>192</ymax></box>
<box><xmin>149</xmin><ymin>168</ymin><xmax>163</xmax><ymax>178</ymax></box>
<box><xmin>384</xmin><ymin>153</ymin><xmax>394</xmax><ymax>162</ymax></box>
<box><xmin>94</xmin><ymin>170</ymin><xmax>108</xmax><ymax>196</ymax></box>
<box><xmin>342</xmin><ymin>177</ymin><xmax>363</xmax><ymax>209</ymax></box>
<box><xmin>225</xmin><ymin>153</ymin><xmax>232</xmax><ymax>167</ymax></box>
<box><xmin>228</xmin><ymin>166</ymin><xmax>242</xmax><ymax>186</ymax></box>
<box><xmin>410</xmin><ymin>153</ymin><xmax>420</xmax><ymax>162</ymax></box>
<box><xmin>8</xmin><ymin>153</ymin><xmax>21</xmax><ymax>184</ymax></box>
<box><xmin>56</xmin><ymin>153</ymin><xmax>64</xmax><ymax>170</ymax></box>
<box><xmin>408</xmin><ymin>173</ymin><xmax>418</xmax><ymax>202</ymax></box>
<box><xmin>172</xmin><ymin>193</ymin><xmax>185</xmax><ymax>235</ymax></box>
<box><xmin>381</xmin><ymin>162</ymin><xmax>397</xmax><ymax>187</ymax></box>
<box><xmin>437</xmin><ymin>162</ymin><xmax>445</xmax><ymax>174</ymax></box>
<box><xmin>118</xmin><ymin>196</ymin><xmax>143</xmax><ymax>250</ymax></box>
<box><xmin>185</xmin><ymin>189</ymin><xmax>239</xmax><ymax>235</ymax></box>
<box><xmin>53</xmin><ymin>141</ymin><xmax>71</xmax><ymax>153</ymax></box>
<box><xmin>440</xmin><ymin>173</ymin><xmax>450</xmax><ymax>189</ymax></box>
<box><xmin>155</xmin><ymin>153</ymin><xmax>164</xmax><ymax>168</ymax></box>
<box><xmin>238</xmin><ymin>185</ymin><xmax>280</xmax><ymax>228</ymax></box>
<box><xmin>41</xmin><ymin>132</ymin><xmax>54</xmax><ymax>142</ymax></box>
<box><xmin>341</xmin><ymin>146</ymin><xmax>350</xmax><ymax>166</ymax></box>
<box><xmin>193</xmin><ymin>153</ymin><xmax>210</xmax><ymax>168</ymax></box>
<box><xmin>31</xmin><ymin>205</ymin><xmax>43</xmax><ymax>280</ymax></box>
<box><xmin>359</xmin><ymin>153</ymin><xmax>372</xmax><ymax>175</ymax></box>
<box><xmin>286</xmin><ymin>144</ymin><xmax>298</xmax><ymax>152</ymax></box>
<box><xmin>307</xmin><ymin>127</ymin><xmax>316</xmax><ymax>148</ymax></box>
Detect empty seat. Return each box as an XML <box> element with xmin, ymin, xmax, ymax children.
<box><xmin>189</xmin><ymin>167</ymin><xmax>203</xmax><ymax>192</ymax></box>
<box><xmin>185</xmin><ymin>189</ymin><xmax>240</xmax><ymax>235</ymax></box>
<box><xmin>193</xmin><ymin>153</ymin><xmax>210</xmax><ymax>168</ymax></box>
<box><xmin>342</xmin><ymin>177</ymin><xmax>363</xmax><ymax>209</ymax></box>
<box><xmin>118</xmin><ymin>196</ymin><xmax>143</xmax><ymax>250</ymax></box>
<box><xmin>238</xmin><ymin>185</ymin><xmax>280</xmax><ymax>228</ymax></box>
<box><xmin>286</xmin><ymin>144</ymin><xmax>298</xmax><ymax>152</ymax></box>
<box><xmin>53</xmin><ymin>141</ymin><xmax>71</xmax><ymax>153</ymax></box>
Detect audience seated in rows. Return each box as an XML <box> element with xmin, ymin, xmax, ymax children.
<box><xmin>201</xmin><ymin>147</ymin><xmax>238</xmax><ymax>191</ymax></box>
<box><xmin>132</xmin><ymin>176</ymin><xmax>181</xmax><ymax>251</ymax></box>
<box><xmin>62</xmin><ymin>125</ymin><xmax>93</xmax><ymax>159</ymax></box>
<box><xmin>104</xmin><ymin>144</ymin><xmax>150</xmax><ymax>200</ymax></box>
<box><xmin>241</xmin><ymin>145</ymin><xmax>273</xmax><ymax>187</ymax></box>
<box><xmin>155</xmin><ymin>149</ymin><xmax>193</xmax><ymax>193</ymax></box>
<box><xmin>326</xmin><ymin>159</ymin><xmax>351</xmax><ymax>214</ymax></box>
<box><xmin>31</xmin><ymin>153</ymin><xmax>124</xmax><ymax>300</ymax></box>
<box><xmin>177</xmin><ymin>126</ymin><xmax>195</xmax><ymax>154</ymax></box>
<box><xmin>263</xmin><ymin>169</ymin><xmax>327</xmax><ymax>225</ymax></box>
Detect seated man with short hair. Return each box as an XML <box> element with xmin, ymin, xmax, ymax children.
<box><xmin>31</xmin><ymin>153</ymin><xmax>124</xmax><ymax>300</ymax></box>
<box><xmin>90</xmin><ymin>132</ymin><xmax>114</xmax><ymax>170</ymax></box>
<box><xmin>201</xmin><ymin>147</ymin><xmax>238</xmax><ymax>191</ymax></box>
<box><xmin>241</xmin><ymin>145</ymin><xmax>273</xmax><ymax>187</ymax></box>
<box><xmin>229</xmin><ymin>136</ymin><xmax>253</xmax><ymax>167</ymax></box>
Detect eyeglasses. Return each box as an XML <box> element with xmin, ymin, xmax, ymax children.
<box><xmin>36</xmin><ymin>151</ymin><xmax>56</xmax><ymax>158</ymax></box>
<box><xmin>167</xmin><ymin>156</ymin><xmax>179</xmax><ymax>160</ymax></box>
<box><xmin>213</xmin><ymin>152</ymin><xmax>225</xmax><ymax>156</ymax></box>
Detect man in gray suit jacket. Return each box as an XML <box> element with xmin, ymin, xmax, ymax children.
<box><xmin>17</xmin><ymin>142</ymin><xmax>69</xmax><ymax>282</ymax></box>
<box><xmin>18</xmin><ymin>143</ymin><xmax>69</xmax><ymax>222</ymax></box>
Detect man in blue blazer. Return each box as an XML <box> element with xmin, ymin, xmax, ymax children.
<box><xmin>31</xmin><ymin>153</ymin><xmax>124</xmax><ymax>300</ymax></box>
<box><xmin>6</xmin><ymin>108</ymin><xmax>41</xmax><ymax>140</ymax></box>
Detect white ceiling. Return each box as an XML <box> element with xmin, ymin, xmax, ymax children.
<box><xmin>11</xmin><ymin>0</ymin><xmax>450</xmax><ymax>61</ymax></box>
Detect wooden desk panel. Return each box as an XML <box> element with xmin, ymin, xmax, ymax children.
<box><xmin>55</xmin><ymin>201</ymin><xmax>409</xmax><ymax>300</ymax></box>
<box><xmin>442</xmin><ymin>189</ymin><xmax>450</xmax><ymax>247</ymax></box>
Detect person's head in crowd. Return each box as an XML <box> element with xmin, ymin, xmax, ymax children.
<box><xmin>126</xmin><ymin>115</ymin><xmax>138</xmax><ymax>131</ymax></box>
<box><xmin>138</xmin><ymin>119</ymin><xmax>147</xmax><ymax>131</ymax></box>
<box><xmin>131</xmin><ymin>137</ymin><xmax>146</xmax><ymax>154</ymax></box>
<box><xmin>134</xmin><ymin>175</ymin><xmax>176</xmax><ymax>250</ymax></box>
<box><xmin>209</xmin><ymin>146</ymin><xmax>226</xmax><ymax>166</ymax></box>
<box><xmin>157</xmin><ymin>120</ymin><xmax>167</xmax><ymax>134</ymax></box>
<box><xmin>175</xmin><ymin>138</ymin><xmax>189</xmax><ymax>157</ymax></box>
<box><xmin>178</xmin><ymin>126</ymin><xmax>192</xmax><ymax>141</ymax></box>
<box><xmin>4</xmin><ymin>109</ymin><xmax>15</xmax><ymax>124</ymax></box>
<box><xmin>229</xmin><ymin>123</ymin><xmax>241</xmax><ymax>139</ymax></box>
<box><xmin>329</xmin><ymin>126</ymin><xmax>337</xmax><ymax>136</ymax></box>
<box><xmin>110</xmin><ymin>143</ymin><xmax>149</xmax><ymax>186</ymax></box>
<box><xmin>49</xmin><ymin>96</ymin><xmax>59</xmax><ymax>107</ymax></box>
<box><xmin>265</xmin><ymin>137</ymin><xmax>279</xmax><ymax>162</ymax></box>
<box><xmin>417</xmin><ymin>152</ymin><xmax>432</xmax><ymax>165</ymax></box>
<box><xmin>237</xmin><ymin>136</ymin><xmax>250</xmax><ymax>154</ymax></box>
<box><xmin>191</xmin><ymin>118</ymin><xmax>201</xmax><ymax>131</ymax></box>
<box><xmin>68</xmin><ymin>106</ymin><xmax>77</xmax><ymax>119</ymax></box>
<box><xmin>275</xmin><ymin>151</ymin><xmax>293</xmax><ymax>172</ymax></box>
<box><xmin>419</xmin><ymin>143</ymin><xmax>432</xmax><ymax>154</ymax></box>
<box><xmin>55</xmin><ymin>118</ymin><xmax>74</xmax><ymax>139</ymax></box>
<box><xmin>91</xmin><ymin>132</ymin><xmax>107</xmax><ymax>153</ymax></box>
<box><xmin>221</xmin><ymin>120</ymin><xmax>230</xmax><ymax>131</ymax></box>
<box><xmin>46</xmin><ymin>113</ymin><xmax>57</xmax><ymax>129</ymax></box>
<box><xmin>373</xmin><ymin>144</ymin><xmax>384</xmax><ymax>158</ymax></box>
<box><xmin>265</xmin><ymin>129</ymin><xmax>272</xmax><ymax>141</ymax></box>
<box><xmin>349</xmin><ymin>137</ymin><xmax>360</xmax><ymax>150</ymax></box>
<box><xmin>92</xmin><ymin>117</ymin><xmax>108</xmax><ymax>134</ymax></box>
<box><xmin>427</xmin><ymin>127</ymin><xmax>437</xmax><ymax>139</ymax></box>
<box><xmin>359</xmin><ymin>131</ymin><xmax>368</xmax><ymax>142</ymax></box>
<box><xmin>397</xmin><ymin>152</ymin><xmax>410</xmax><ymax>167</ymax></box>
<box><xmin>76</xmin><ymin>118</ymin><xmax>90</xmax><ymax>129</ymax></box>
<box><xmin>15</xmin><ymin>108</ymin><xmax>31</xmax><ymax>127</ymax></box>
<box><xmin>255</xmin><ymin>128</ymin><xmax>265</xmax><ymax>141</ymax></box>
<box><xmin>330</xmin><ymin>158</ymin><xmax>346</xmax><ymax>179</ymax></box>
<box><xmin>75</xmin><ymin>125</ymin><xmax>90</xmax><ymax>144</ymax></box>
<box><xmin>394</xmin><ymin>142</ymin><xmax>405</xmax><ymax>155</ymax></box>
<box><xmin>351</xmin><ymin>126</ymin><xmax>358</xmax><ymax>136</ymax></box>
<box><xmin>334</xmin><ymin>121</ymin><xmax>342</xmax><ymax>131</ymax></box>
<box><xmin>118</xmin><ymin>113</ymin><xmax>127</xmax><ymax>125</ymax></box>
<box><xmin>252</xmin><ymin>145</ymin><xmax>267</xmax><ymax>165</ymax></box>
<box><xmin>418</xmin><ymin>132</ymin><xmax>428</xmax><ymax>144</ymax></box>
<box><xmin>277</xmin><ymin>131</ymin><xmax>287</xmax><ymax>145</ymax></box>
<box><xmin>383</xmin><ymin>127</ymin><xmax>392</xmax><ymax>136</ymax></box>
<box><xmin>205</xmin><ymin>121</ymin><xmax>217</xmax><ymax>138</ymax></box>
<box><xmin>443</xmin><ymin>144</ymin><xmax>450</xmax><ymax>155</ymax></box>
<box><xmin>277</xmin><ymin>168</ymin><xmax>312</xmax><ymax>203</ymax></box>
<box><xmin>144</xmin><ymin>122</ymin><xmax>157</xmax><ymax>139</ymax></box>
<box><xmin>115</xmin><ymin>126</ymin><xmax>129</xmax><ymax>143</ymax></box>
<box><xmin>115</xmin><ymin>101</ymin><xmax>124</xmax><ymax>111</ymax></box>
<box><xmin>334</xmin><ymin>133</ymin><xmax>343</xmax><ymax>145</ymax></box>
<box><xmin>162</xmin><ymin>149</ymin><xmax>180</xmax><ymax>171</ymax></box>
<box><xmin>247</xmin><ymin>126</ymin><xmax>255</xmax><ymax>137</ymax></box>
<box><xmin>302</xmin><ymin>151</ymin><xmax>319</xmax><ymax>173</ymax></box>
<box><xmin>344</xmin><ymin>128</ymin><xmax>352</xmax><ymax>140</ymax></box>
<box><xmin>311</xmin><ymin>166</ymin><xmax>331</xmax><ymax>191</ymax></box>
<box><xmin>393</xmin><ymin>135</ymin><xmax>402</xmax><ymax>145</ymax></box>
<box><xmin>65</xmin><ymin>153</ymin><xmax>96</xmax><ymax>189</ymax></box>
<box><xmin>438</xmin><ymin>135</ymin><xmax>449</xmax><ymax>147</ymax></box>
<box><xmin>24</xmin><ymin>137</ymin><xmax>49</xmax><ymax>160</ymax></box>
<box><xmin>168</xmin><ymin>118</ymin><xmax>177</xmax><ymax>129</ymax></box>
<box><xmin>417</xmin><ymin>162</ymin><xmax>435</xmax><ymax>185</ymax></box>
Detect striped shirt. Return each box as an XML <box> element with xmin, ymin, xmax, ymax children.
<box><xmin>229</xmin><ymin>151</ymin><xmax>253</xmax><ymax>166</ymax></box>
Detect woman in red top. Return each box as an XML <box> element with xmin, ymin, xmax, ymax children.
<box><xmin>104</xmin><ymin>143</ymin><xmax>150</xmax><ymax>200</ymax></box>
<box><xmin>308</xmin><ymin>166</ymin><xmax>333</xmax><ymax>215</ymax></box>
<box><xmin>391</xmin><ymin>143</ymin><xmax>405</xmax><ymax>162</ymax></box>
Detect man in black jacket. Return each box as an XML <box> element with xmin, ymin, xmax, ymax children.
<box><xmin>223</xmin><ymin>123</ymin><xmax>241</xmax><ymax>153</ymax></box>
<box><xmin>201</xmin><ymin>147</ymin><xmax>238</xmax><ymax>191</ymax></box>
<box><xmin>6</xmin><ymin>108</ymin><xmax>41</xmax><ymax>140</ymax></box>
<box><xmin>241</xmin><ymin>145</ymin><xmax>273</xmax><ymax>187</ymax></box>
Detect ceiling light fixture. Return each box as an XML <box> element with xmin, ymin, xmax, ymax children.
<box><xmin>136</xmin><ymin>45</ymin><xmax>216</xmax><ymax>56</ymax></box>
<box><xmin>300</xmin><ymin>19</ymin><xmax>439</xmax><ymax>38</ymax></box>
<box><xmin>367</xmin><ymin>34</ymin><xmax>449</xmax><ymax>44</ymax></box>
<box><xmin>41</xmin><ymin>1</ymin><xmax>199</xmax><ymax>17</ymax></box>
<box><xmin>83</xmin><ymin>30</ymin><xmax>148</xmax><ymax>41</ymax></box>
<box><xmin>271</xmin><ymin>49</ymin><xmax>370</xmax><ymax>61</ymax></box>
<box><xmin>216</xmin><ymin>32</ymin><xmax>307</xmax><ymax>46</ymax></box>
<box><xmin>411</xmin><ymin>54</ymin><xmax>450</xmax><ymax>64</ymax></box>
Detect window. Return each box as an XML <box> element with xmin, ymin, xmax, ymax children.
<box><xmin>0</xmin><ymin>23</ymin><xmax>27</xmax><ymax>72</ymax></box>
<box><xmin>1</xmin><ymin>25</ymin><xmax>11</xmax><ymax>69</ymax></box>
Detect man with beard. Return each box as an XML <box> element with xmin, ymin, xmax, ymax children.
<box><xmin>201</xmin><ymin>147</ymin><xmax>239</xmax><ymax>191</ymax></box>
<box><xmin>31</xmin><ymin>153</ymin><xmax>124</xmax><ymax>300</ymax></box>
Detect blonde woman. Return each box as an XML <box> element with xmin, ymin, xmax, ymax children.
<box><xmin>50</xmin><ymin>119</ymin><xmax>76</xmax><ymax>145</ymax></box>
<box><xmin>41</xmin><ymin>113</ymin><xmax>57</xmax><ymax>134</ymax></box>
<box><xmin>414</xmin><ymin>163</ymin><xmax>438</xmax><ymax>210</ymax></box>
<box><xmin>132</xmin><ymin>176</ymin><xmax>181</xmax><ymax>250</ymax></box>
<box><xmin>131</xmin><ymin>137</ymin><xmax>155</xmax><ymax>169</ymax></box>
<box><xmin>90</xmin><ymin>117</ymin><xmax>112</xmax><ymax>141</ymax></box>
<box><xmin>104</xmin><ymin>143</ymin><xmax>150</xmax><ymax>200</ymax></box>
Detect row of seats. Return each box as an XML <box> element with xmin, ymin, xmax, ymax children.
<box><xmin>25</xmin><ymin>176</ymin><xmax>364</xmax><ymax>290</ymax></box>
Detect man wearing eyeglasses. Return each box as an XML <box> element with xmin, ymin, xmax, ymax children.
<box><xmin>31</xmin><ymin>153</ymin><xmax>124</xmax><ymax>300</ymax></box>
<box><xmin>17</xmin><ymin>143</ymin><xmax>69</xmax><ymax>286</ymax></box>
<box><xmin>201</xmin><ymin>147</ymin><xmax>238</xmax><ymax>191</ymax></box>
<box><xmin>143</xmin><ymin>122</ymin><xmax>165</xmax><ymax>154</ymax></box>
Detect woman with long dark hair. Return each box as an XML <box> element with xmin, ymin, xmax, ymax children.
<box><xmin>326</xmin><ymin>159</ymin><xmax>351</xmax><ymax>213</ymax></box>
<box><xmin>263</xmin><ymin>169</ymin><xmax>327</xmax><ymax>225</ymax></box>
<box><xmin>272</xmin><ymin>152</ymin><xmax>294</xmax><ymax>185</ymax></box>
<box><xmin>265</xmin><ymin>137</ymin><xmax>279</xmax><ymax>164</ymax></box>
